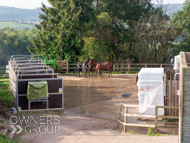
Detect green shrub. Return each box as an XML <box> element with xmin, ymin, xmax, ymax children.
<box><xmin>146</xmin><ymin>126</ymin><xmax>154</xmax><ymax>136</ymax></box>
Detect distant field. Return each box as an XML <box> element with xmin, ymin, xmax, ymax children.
<box><xmin>0</xmin><ymin>22</ymin><xmax>35</xmax><ymax>30</ymax></box>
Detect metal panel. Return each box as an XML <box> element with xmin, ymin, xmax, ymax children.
<box><xmin>8</xmin><ymin>55</ymin><xmax>64</xmax><ymax>111</ymax></box>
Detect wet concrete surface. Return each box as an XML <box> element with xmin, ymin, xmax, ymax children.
<box><xmin>62</xmin><ymin>74</ymin><xmax>137</xmax><ymax>110</ymax></box>
<box><xmin>60</xmin><ymin>74</ymin><xmax>178</xmax><ymax>135</ymax></box>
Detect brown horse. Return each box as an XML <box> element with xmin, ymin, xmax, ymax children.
<box><xmin>96</xmin><ymin>62</ymin><xmax>112</xmax><ymax>78</ymax></box>
<box><xmin>85</xmin><ymin>59</ymin><xmax>101</xmax><ymax>75</ymax></box>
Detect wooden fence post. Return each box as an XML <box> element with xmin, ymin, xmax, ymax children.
<box><xmin>128</xmin><ymin>64</ymin><xmax>130</xmax><ymax>73</ymax></box>
<box><xmin>145</xmin><ymin>63</ymin><xmax>147</xmax><ymax>68</ymax></box>
<box><xmin>169</xmin><ymin>80</ymin><xmax>172</xmax><ymax>116</ymax></box>
<box><xmin>175</xmin><ymin>80</ymin><xmax>178</xmax><ymax>116</ymax></box>
<box><xmin>124</xmin><ymin>106</ymin><xmax>128</xmax><ymax>132</ymax></box>
<box><xmin>172</xmin><ymin>81</ymin><xmax>175</xmax><ymax>117</ymax></box>
<box><xmin>154</xmin><ymin>106</ymin><xmax>158</xmax><ymax>133</ymax></box>
<box><xmin>116</xmin><ymin>104</ymin><xmax>178</xmax><ymax>133</ymax></box>
<box><xmin>67</xmin><ymin>60</ymin><xmax>69</xmax><ymax>75</ymax></box>
<box><xmin>116</xmin><ymin>104</ymin><xmax>123</xmax><ymax>130</ymax></box>
<box><xmin>113</xmin><ymin>64</ymin><xmax>115</xmax><ymax>74</ymax></box>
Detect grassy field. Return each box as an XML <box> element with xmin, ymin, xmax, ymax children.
<box><xmin>0</xmin><ymin>78</ymin><xmax>14</xmax><ymax>108</ymax></box>
<box><xmin>0</xmin><ymin>22</ymin><xmax>34</xmax><ymax>30</ymax></box>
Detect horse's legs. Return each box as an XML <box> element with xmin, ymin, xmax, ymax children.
<box><xmin>107</xmin><ymin>71</ymin><xmax>110</xmax><ymax>78</ymax></box>
<box><xmin>108</xmin><ymin>67</ymin><xmax>112</xmax><ymax>78</ymax></box>
<box><xmin>98</xmin><ymin>69</ymin><xmax>101</xmax><ymax>78</ymax></box>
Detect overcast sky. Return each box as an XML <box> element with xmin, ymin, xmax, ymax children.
<box><xmin>0</xmin><ymin>0</ymin><xmax>186</xmax><ymax>9</ymax></box>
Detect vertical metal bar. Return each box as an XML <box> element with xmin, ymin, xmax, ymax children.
<box><xmin>16</xmin><ymin>80</ymin><xmax>18</xmax><ymax>110</ymax></box>
<box><xmin>62</xmin><ymin>78</ymin><xmax>64</xmax><ymax>111</ymax></box>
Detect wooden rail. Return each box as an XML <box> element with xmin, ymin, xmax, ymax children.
<box><xmin>117</xmin><ymin>103</ymin><xmax>178</xmax><ymax>133</ymax></box>
<box><xmin>56</xmin><ymin>60</ymin><xmax>68</xmax><ymax>74</ymax></box>
<box><xmin>58</xmin><ymin>63</ymin><xmax>173</xmax><ymax>74</ymax></box>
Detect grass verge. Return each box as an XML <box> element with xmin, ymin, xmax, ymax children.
<box><xmin>0</xmin><ymin>134</ymin><xmax>19</xmax><ymax>143</ymax></box>
<box><xmin>0</xmin><ymin>78</ymin><xmax>15</xmax><ymax>108</ymax></box>
<box><xmin>146</xmin><ymin>126</ymin><xmax>175</xmax><ymax>136</ymax></box>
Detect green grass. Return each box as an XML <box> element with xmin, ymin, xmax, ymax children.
<box><xmin>128</xmin><ymin>130</ymin><xmax>138</xmax><ymax>135</ymax></box>
<box><xmin>165</xmin><ymin>118</ymin><xmax>178</xmax><ymax>122</ymax></box>
<box><xmin>0</xmin><ymin>79</ymin><xmax>15</xmax><ymax>108</ymax></box>
<box><xmin>0</xmin><ymin>70</ymin><xmax>5</xmax><ymax>73</ymax></box>
<box><xmin>0</xmin><ymin>119</ymin><xmax>4</xmax><ymax>122</ymax></box>
<box><xmin>146</xmin><ymin>126</ymin><xmax>175</xmax><ymax>136</ymax></box>
<box><xmin>0</xmin><ymin>22</ymin><xmax>34</xmax><ymax>30</ymax></box>
<box><xmin>0</xmin><ymin>134</ymin><xmax>19</xmax><ymax>143</ymax></box>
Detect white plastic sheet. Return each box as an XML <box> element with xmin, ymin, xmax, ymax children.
<box><xmin>173</xmin><ymin>55</ymin><xmax>180</xmax><ymax>72</ymax></box>
<box><xmin>137</xmin><ymin>68</ymin><xmax>164</xmax><ymax>115</ymax></box>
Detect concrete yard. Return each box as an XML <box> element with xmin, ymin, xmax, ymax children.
<box><xmin>19</xmin><ymin>74</ymin><xmax>178</xmax><ymax>143</ymax></box>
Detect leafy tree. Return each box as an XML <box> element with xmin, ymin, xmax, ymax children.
<box><xmin>94</xmin><ymin>0</ymin><xmax>154</xmax><ymax>63</ymax></box>
<box><xmin>133</xmin><ymin>9</ymin><xmax>180</xmax><ymax>63</ymax></box>
<box><xmin>171</xmin><ymin>0</ymin><xmax>190</xmax><ymax>36</ymax></box>
<box><xmin>0</xmin><ymin>28</ymin><xmax>35</xmax><ymax>66</ymax></box>
<box><xmin>80</xmin><ymin>12</ymin><xmax>112</xmax><ymax>61</ymax></box>
<box><xmin>32</xmin><ymin>0</ymin><xmax>96</xmax><ymax>62</ymax></box>
<box><xmin>171</xmin><ymin>0</ymin><xmax>190</xmax><ymax>55</ymax></box>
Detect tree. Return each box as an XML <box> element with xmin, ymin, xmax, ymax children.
<box><xmin>80</xmin><ymin>12</ymin><xmax>112</xmax><ymax>62</ymax></box>
<box><xmin>32</xmin><ymin>0</ymin><xmax>96</xmax><ymax>62</ymax></box>
<box><xmin>171</xmin><ymin>0</ymin><xmax>190</xmax><ymax>36</ymax></box>
<box><xmin>0</xmin><ymin>28</ymin><xmax>35</xmax><ymax>66</ymax></box>
<box><xmin>94</xmin><ymin>0</ymin><xmax>154</xmax><ymax>63</ymax></box>
<box><xmin>133</xmin><ymin>9</ymin><xmax>180</xmax><ymax>63</ymax></box>
<box><xmin>171</xmin><ymin>0</ymin><xmax>190</xmax><ymax>55</ymax></box>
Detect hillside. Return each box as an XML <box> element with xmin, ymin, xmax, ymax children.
<box><xmin>0</xmin><ymin>6</ymin><xmax>42</xmax><ymax>21</ymax></box>
<box><xmin>0</xmin><ymin>4</ymin><xmax>185</xmax><ymax>22</ymax></box>
<box><xmin>0</xmin><ymin>4</ymin><xmax>184</xmax><ymax>30</ymax></box>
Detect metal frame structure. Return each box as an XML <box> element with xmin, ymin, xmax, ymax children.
<box><xmin>9</xmin><ymin>55</ymin><xmax>64</xmax><ymax>112</ymax></box>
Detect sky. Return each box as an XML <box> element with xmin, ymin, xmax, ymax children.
<box><xmin>0</xmin><ymin>0</ymin><xmax>186</xmax><ymax>9</ymax></box>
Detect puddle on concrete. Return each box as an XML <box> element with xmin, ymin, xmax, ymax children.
<box><xmin>122</xmin><ymin>94</ymin><xmax>132</xmax><ymax>98</ymax></box>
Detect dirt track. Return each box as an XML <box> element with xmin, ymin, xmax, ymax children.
<box><xmin>20</xmin><ymin>114</ymin><xmax>177</xmax><ymax>143</ymax></box>
<box><xmin>19</xmin><ymin>74</ymin><xmax>178</xmax><ymax>143</ymax></box>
